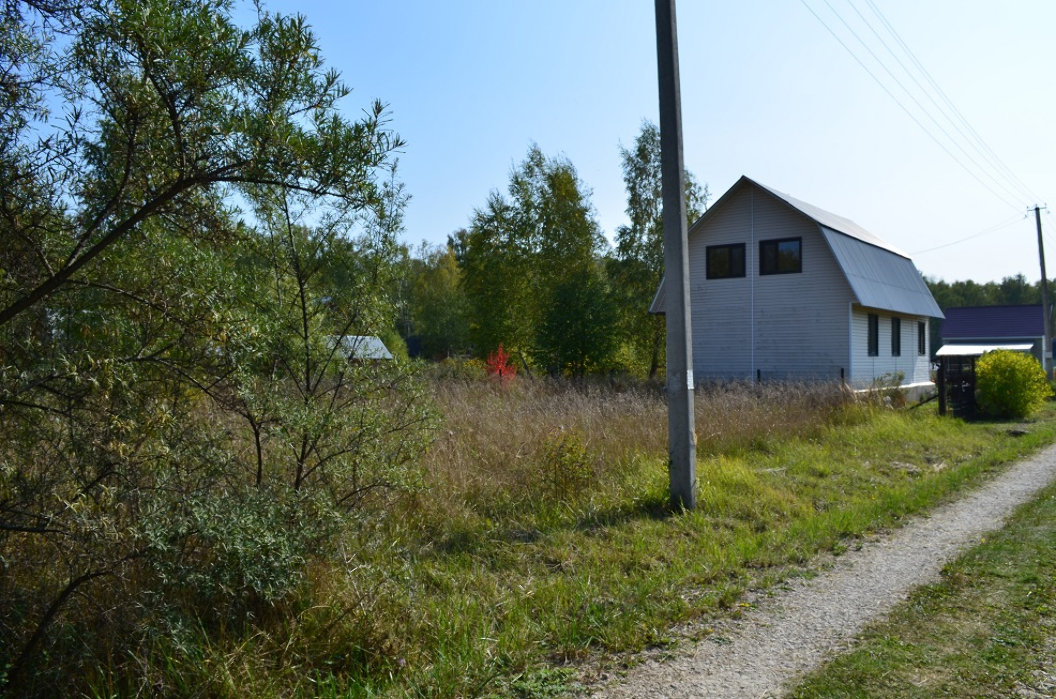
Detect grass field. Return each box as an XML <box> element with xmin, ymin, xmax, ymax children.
<box><xmin>134</xmin><ymin>374</ymin><xmax>1056</xmax><ymax>698</ymax></box>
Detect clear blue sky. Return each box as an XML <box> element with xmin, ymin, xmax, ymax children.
<box><xmin>253</xmin><ymin>1</ymin><xmax>1056</xmax><ymax>284</ymax></box>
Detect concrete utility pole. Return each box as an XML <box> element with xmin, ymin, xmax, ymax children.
<box><xmin>1037</xmin><ymin>206</ymin><xmax>1053</xmax><ymax>379</ymax></box>
<box><xmin>655</xmin><ymin>0</ymin><xmax>696</xmax><ymax>510</ymax></box>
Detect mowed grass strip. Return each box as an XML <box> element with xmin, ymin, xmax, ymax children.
<box><xmin>789</xmin><ymin>467</ymin><xmax>1056</xmax><ymax>699</ymax></box>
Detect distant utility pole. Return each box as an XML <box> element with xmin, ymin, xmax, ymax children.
<box><xmin>1037</xmin><ymin>205</ymin><xmax>1053</xmax><ymax>379</ymax></box>
<box><xmin>655</xmin><ymin>0</ymin><xmax>696</xmax><ymax>510</ymax></box>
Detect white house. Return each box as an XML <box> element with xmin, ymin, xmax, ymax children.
<box><xmin>650</xmin><ymin>176</ymin><xmax>943</xmax><ymax>389</ymax></box>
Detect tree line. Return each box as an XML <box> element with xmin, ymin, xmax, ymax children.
<box><xmin>397</xmin><ymin>126</ymin><xmax>708</xmax><ymax>378</ymax></box>
<box><xmin>925</xmin><ymin>274</ymin><xmax>1050</xmax><ymax>310</ymax></box>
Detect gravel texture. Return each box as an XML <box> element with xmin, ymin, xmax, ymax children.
<box><xmin>591</xmin><ymin>441</ymin><xmax>1056</xmax><ymax>699</ymax></box>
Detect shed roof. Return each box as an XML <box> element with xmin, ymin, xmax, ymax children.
<box><xmin>329</xmin><ymin>335</ymin><xmax>393</xmax><ymax>360</ymax></box>
<box><xmin>650</xmin><ymin>176</ymin><xmax>943</xmax><ymax>318</ymax></box>
<box><xmin>941</xmin><ymin>305</ymin><xmax>1044</xmax><ymax>340</ymax></box>
<box><xmin>935</xmin><ymin>343</ymin><xmax>1034</xmax><ymax>357</ymax></box>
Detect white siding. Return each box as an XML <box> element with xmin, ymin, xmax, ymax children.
<box><xmin>849</xmin><ymin>307</ymin><xmax>932</xmax><ymax>387</ymax></box>
<box><xmin>688</xmin><ymin>186</ymin><xmax>853</xmax><ymax>382</ymax></box>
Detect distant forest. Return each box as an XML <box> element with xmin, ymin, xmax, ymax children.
<box><xmin>925</xmin><ymin>274</ymin><xmax>1051</xmax><ymax>310</ymax></box>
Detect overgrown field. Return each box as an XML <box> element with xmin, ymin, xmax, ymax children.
<box><xmin>9</xmin><ymin>373</ymin><xmax>1056</xmax><ymax>697</ymax></box>
<box><xmin>144</xmin><ymin>376</ymin><xmax>1056</xmax><ymax>696</ymax></box>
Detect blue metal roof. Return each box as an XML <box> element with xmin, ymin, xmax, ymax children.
<box><xmin>941</xmin><ymin>305</ymin><xmax>1044</xmax><ymax>339</ymax></box>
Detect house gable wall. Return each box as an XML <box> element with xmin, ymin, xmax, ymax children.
<box><xmin>687</xmin><ymin>185</ymin><xmax>853</xmax><ymax>381</ymax></box>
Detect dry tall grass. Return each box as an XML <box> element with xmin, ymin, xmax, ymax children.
<box><xmin>415</xmin><ymin>373</ymin><xmax>854</xmax><ymax>523</ymax></box>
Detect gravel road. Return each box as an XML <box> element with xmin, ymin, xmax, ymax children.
<box><xmin>591</xmin><ymin>440</ymin><xmax>1056</xmax><ymax>699</ymax></box>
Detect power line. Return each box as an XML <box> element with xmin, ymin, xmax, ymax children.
<box><xmin>849</xmin><ymin>0</ymin><xmax>1039</xmax><ymax>206</ymax></box>
<box><xmin>821</xmin><ymin>0</ymin><xmax>1028</xmax><ymax>208</ymax></box>
<box><xmin>799</xmin><ymin>0</ymin><xmax>1036</xmax><ymax>213</ymax></box>
<box><xmin>861</xmin><ymin>0</ymin><xmax>1044</xmax><ymax>205</ymax></box>
<box><xmin>910</xmin><ymin>213</ymin><xmax>1026</xmax><ymax>255</ymax></box>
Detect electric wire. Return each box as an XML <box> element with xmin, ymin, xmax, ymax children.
<box><xmin>910</xmin><ymin>214</ymin><xmax>1027</xmax><ymax>255</ymax></box>
<box><xmin>862</xmin><ymin>0</ymin><xmax>1044</xmax><ymax>205</ymax></box>
<box><xmin>798</xmin><ymin>0</ymin><xmax>1039</xmax><ymax>216</ymax></box>
<box><xmin>822</xmin><ymin>0</ymin><xmax>1028</xmax><ymax>208</ymax></box>
<box><xmin>846</xmin><ymin>0</ymin><xmax>1039</xmax><ymax>206</ymax></box>
<box><xmin>798</xmin><ymin>0</ymin><xmax>1022</xmax><ymax>213</ymax></box>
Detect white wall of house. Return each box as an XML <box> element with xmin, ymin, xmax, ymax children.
<box><xmin>849</xmin><ymin>306</ymin><xmax>932</xmax><ymax>387</ymax></box>
<box><xmin>688</xmin><ymin>186</ymin><xmax>853</xmax><ymax>382</ymax></box>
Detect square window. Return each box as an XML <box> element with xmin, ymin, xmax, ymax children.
<box><xmin>891</xmin><ymin>317</ymin><xmax>901</xmax><ymax>356</ymax></box>
<box><xmin>760</xmin><ymin>238</ymin><xmax>802</xmax><ymax>275</ymax></box>
<box><xmin>706</xmin><ymin>243</ymin><xmax>746</xmax><ymax>279</ymax></box>
<box><xmin>867</xmin><ymin>313</ymin><xmax>879</xmax><ymax>357</ymax></box>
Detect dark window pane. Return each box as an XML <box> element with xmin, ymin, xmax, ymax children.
<box><xmin>706</xmin><ymin>243</ymin><xmax>745</xmax><ymax>279</ymax></box>
<box><xmin>760</xmin><ymin>238</ymin><xmax>801</xmax><ymax>275</ymax></box>
<box><xmin>868</xmin><ymin>313</ymin><xmax>879</xmax><ymax>356</ymax></box>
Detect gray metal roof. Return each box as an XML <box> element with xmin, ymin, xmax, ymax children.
<box><xmin>820</xmin><ymin>227</ymin><xmax>943</xmax><ymax>317</ymax></box>
<box><xmin>755</xmin><ymin>181</ymin><xmax>909</xmax><ymax>257</ymax></box>
<box><xmin>650</xmin><ymin>176</ymin><xmax>942</xmax><ymax>318</ymax></box>
<box><xmin>329</xmin><ymin>335</ymin><xmax>393</xmax><ymax>360</ymax></box>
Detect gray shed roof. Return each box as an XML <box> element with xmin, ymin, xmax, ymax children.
<box><xmin>650</xmin><ymin>176</ymin><xmax>943</xmax><ymax>319</ymax></box>
<box><xmin>329</xmin><ymin>335</ymin><xmax>393</xmax><ymax>360</ymax></box>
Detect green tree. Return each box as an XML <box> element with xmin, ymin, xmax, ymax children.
<box><xmin>610</xmin><ymin>120</ymin><xmax>708</xmax><ymax>377</ymax></box>
<box><xmin>0</xmin><ymin>1</ymin><xmax>429</xmax><ymax>692</ymax></box>
<box><xmin>455</xmin><ymin>192</ymin><xmax>534</xmax><ymax>357</ymax></box>
<box><xmin>407</xmin><ymin>243</ymin><xmax>471</xmax><ymax>358</ymax></box>
<box><xmin>457</xmin><ymin>145</ymin><xmax>615</xmax><ymax>374</ymax></box>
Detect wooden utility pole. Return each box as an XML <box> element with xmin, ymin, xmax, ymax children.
<box><xmin>655</xmin><ymin>0</ymin><xmax>696</xmax><ymax>510</ymax></box>
<box><xmin>1037</xmin><ymin>206</ymin><xmax>1053</xmax><ymax>379</ymax></box>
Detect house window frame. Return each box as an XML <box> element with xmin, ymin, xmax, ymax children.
<box><xmin>891</xmin><ymin>317</ymin><xmax>901</xmax><ymax>356</ymax></box>
<box><xmin>867</xmin><ymin>313</ymin><xmax>879</xmax><ymax>357</ymax></box>
<box><xmin>705</xmin><ymin>243</ymin><xmax>746</xmax><ymax>279</ymax></box>
<box><xmin>917</xmin><ymin>321</ymin><xmax>926</xmax><ymax>355</ymax></box>
<box><xmin>759</xmin><ymin>237</ymin><xmax>802</xmax><ymax>275</ymax></box>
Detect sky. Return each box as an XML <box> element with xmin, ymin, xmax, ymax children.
<box><xmin>251</xmin><ymin>1</ymin><xmax>1056</xmax><ymax>284</ymax></box>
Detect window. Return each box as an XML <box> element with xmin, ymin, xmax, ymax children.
<box><xmin>706</xmin><ymin>243</ymin><xmax>745</xmax><ymax>279</ymax></box>
<box><xmin>891</xmin><ymin>317</ymin><xmax>901</xmax><ymax>356</ymax></box>
<box><xmin>867</xmin><ymin>313</ymin><xmax>879</xmax><ymax>357</ymax></box>
<box><xmin>759</xmin><ymin>238</ymin><xmax>802</xmax><ymax>275</ymax></box>
<box><xmin>918</xmin><ymin>321</ymin><xmax>926</xmax><ymax>355</ymax></box>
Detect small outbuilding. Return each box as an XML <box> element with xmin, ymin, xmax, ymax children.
<box><xmin>651</xmin><ymin>175</ymin><xmax>943</xmax><ymax>390</ymax></box>
<box><xmin>329</xmin><ymin>335</ymin><xmax>393</xmax><ymax>361</ymax></box>
<box><xmin>938</xmin><ymin>304</ymin><xmax>1047</xmax><ymax>365</ymax></box>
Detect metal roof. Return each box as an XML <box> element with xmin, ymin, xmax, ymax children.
<box><xmin>755</xmin><ymin>181</ymin><xmax>909</xmax><ymax>257</ymax></box>
<box><xmin>650</xmin><ymin>176</ymin><xmax>943</xmax><ymax>319</ymax></box>
<box><xmin>820</xmin><ymin>227</ymin><xmax>943</xmax><ymax>317</ymax></box>
<box><xmin>941</xmin><ymin>305</ymin><xmax>1044</xmax><ymax>339</ymax></box>
<box><xmin>329</xmin><ymin>335</ymin><xmax>393</xmax><ymax>360</ymax></box>
<box><xmin>935</xmin><ymin>343</ymin><xmax>1034</xmax><ymax>357</ymax></box>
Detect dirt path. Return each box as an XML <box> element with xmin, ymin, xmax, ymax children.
<box><xmin>590</xmin><ymin>441</ymin><xmax>1056</xmax><ymax>699</ymax></box>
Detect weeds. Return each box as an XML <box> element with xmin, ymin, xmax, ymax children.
<box><xmin>13</xmin><ymin>370</ymin><xmax>1056</xmax><ymax>697</ymax></box>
